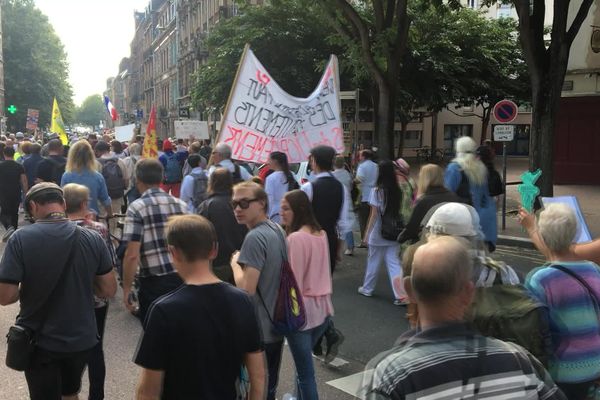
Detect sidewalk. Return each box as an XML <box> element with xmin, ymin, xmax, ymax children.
<box><xmin>406</xmin><ymin>156</ymin><xmax>600</xmax><ymax>246</ymax></box>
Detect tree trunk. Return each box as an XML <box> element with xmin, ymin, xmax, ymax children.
<box><xmin>430</xmin><ymin>112</ymin><xmax>438</xmax><ymax>151</ymax></box>
<box><xmin>375</xmin><ymin>83</ymin><xmax>396</xmax><ymax>160</ymax></box>
<box><xmin>480</xmin><ymin>106</ymin><xmax>491</xmax><ymax>144</ymax></box>
<box><xmin>397</xmin><ymin>120</ymin><xmax>408</xmax><ymax>158</ymax></box>
<box><xmin>529</xmin><ymin>91</ymin><xmax>559</xmax><ymax>197</ymax></box>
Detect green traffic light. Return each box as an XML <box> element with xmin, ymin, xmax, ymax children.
<box><xmin>7</xmin><ymin>105</ymin><xmax>17</xmax><ymax>114</ymax></box>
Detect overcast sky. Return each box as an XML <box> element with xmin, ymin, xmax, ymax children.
<box><xmin>35</xmin><ymin>0</ymin><xmax>149</xmax><ymax>106</ymax></box>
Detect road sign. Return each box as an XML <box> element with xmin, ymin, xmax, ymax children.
<box><xmin>493</xmin><ymin>100</ymin><xmax>518</xmax><ymax>124</ymax></box>
<box><xmin>493</xmin><ymin>125</ymin><xmax>514</xmax><ymax>141</ymax></box>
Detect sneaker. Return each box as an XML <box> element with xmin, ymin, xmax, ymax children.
<box><xmin>324</xmin><ymin>329</ymin><xmax>345</xmax><ymax>364</ymax></box>
<box><xmin>344</xmin><ymin>248</ymin><xmax>354</xmax><ymax>256</ymax></box>
<box><xmin>393</xmin><ymin>298</ymin><xmax>409</xmax><ymax>306</ymax></box>
<box><xmin>358</xmin><ymin>286</ymin><xmax>373</xmax><ymax>297</ymax></box>
<box><xmin>356</xmin><ymin>242</ymin><xmax>368</xmax><ymax>248</ymax></box>
<box><xmin>2</xmin><ymin>227</ymin><xmax>15</xmax><ymax>242</ymax></box>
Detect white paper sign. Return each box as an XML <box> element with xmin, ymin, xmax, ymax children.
<box><xmin>493</xmin><ymin>125</ymin><xmax>515</xmax><ymax>142</ymax></box>
<box><xmin>217</xmin><ymin>47</ymin><xmax>344</xmax><ymax>164</ymax></box>
<box><xmin>115</xmin><ymin>124</ymin><xmax>135</xmax><ymax>142</ymax></box>
<box><xmin>174</xmin><ymin>120</ymin><xmax>209</xmax><ymax>139</ymax></box>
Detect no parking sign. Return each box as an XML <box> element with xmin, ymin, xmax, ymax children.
<box><xmin>493</xmin><ymin>100</ymin><xmax>518</xmax><ymax>124</ymax></box>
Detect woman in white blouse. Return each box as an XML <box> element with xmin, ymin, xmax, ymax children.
<box><xmin>264</xmin><ymin>151</ymin><xmax>298</xmax><ymax>223</ymax></box>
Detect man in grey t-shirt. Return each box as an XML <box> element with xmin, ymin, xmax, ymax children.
<box><xmin>231</xmin><ymin>181</ymin><xmax>285</xmax><ymax>400</ymax></box>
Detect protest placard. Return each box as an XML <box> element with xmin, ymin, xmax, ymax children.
<box><xmin>174</xmin><ymin>120</ymin><xmax>209</xmax><ymax>139</ymax></box>
<box><xmin>115</xmin><ymin>124</ymin><xmax>135</xmax><ymax>142</ymax></box>
<box><xmin>26</xmin><ymin>109</ymin><xmax>39</xmax><ymax>130</ymax></box>
<box><xmin>216</xmin><ymin>45</ymin><xmax>344</xmax><ymax>164</ymax></box>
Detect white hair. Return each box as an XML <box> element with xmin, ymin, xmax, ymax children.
<box><xmin>453</xmin><ymin>136</ymin><xmax>487</xmax><ymax>186</ymax></box>
<box><xmin>538</xmin><ymin>203</ymin><xmax>577</xmax><ymax>253</ymax></box>
<box><xmin>214</xmin><ymin>143</ymin><xmax>232</xmax><ymax>159</ymax></box>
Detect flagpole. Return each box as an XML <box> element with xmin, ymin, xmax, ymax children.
<box><xmin>215</xmin><ymin>43</ymin><xmax>250</xmax><ymax>145</ymax></box>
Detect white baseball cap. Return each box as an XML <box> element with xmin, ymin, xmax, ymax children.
<box><xmin>425</xmin><ymin>202</ymin><xmax>478</xmax><ymax>237</ymax></box>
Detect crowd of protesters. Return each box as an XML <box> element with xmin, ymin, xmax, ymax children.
<box><xmin>1</xmin><ymin>130</ymin><xmax>600</xmax><ymax>400</ymax></box>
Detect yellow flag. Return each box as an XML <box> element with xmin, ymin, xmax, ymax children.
<box><xmin>51</xmin><ymin>97</ymin><xmax>68</xmax><ymax>145</ymax></box>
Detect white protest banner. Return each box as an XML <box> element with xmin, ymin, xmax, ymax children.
<box><xmin>216</xmin><ymin>45</ymin><xmax>344</xmax><ymax>164</ymax></box>
<box><xmin>174</xmin><ymin>120</ymin><xmax>209</xmax><ymax>139</ymax></box>
<box><xmin>114</xmin><ymin>124</ymin><xmax>135</xmax><ymax>142</ymax></box>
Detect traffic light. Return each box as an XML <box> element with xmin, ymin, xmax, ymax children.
<box><xmin>7</xmin><ymin>105</ymin><xmax>17</xmax><ymax>114</ymax></box>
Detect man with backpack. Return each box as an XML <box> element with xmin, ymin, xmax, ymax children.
<box><xmin>96</xmin><ymin>141</ymin><xmax>128</xmax><ymax>229</ymax></box>
<box><xmin>208</xmin><ymin>143</ymin><xmax>252</xmax><ymax>183</ymax></box>
<box><xmin>364</xmin><ymin>236</ymin><xmax>565</xmax><ymax>400</ymax></box>
<box><xmin>180</xmin><ymin>154</ymin><xmax>208</xmax><ymax>213</ymax></box>
<box><xmin>35</xmin><ymin>139</ymin><xmax>66</xmax><ymax>185</ymax></box>
<box><xmin>158</xmin><ymin>140</ymin><xmax>187</xmax><ymax>198</ymax></box>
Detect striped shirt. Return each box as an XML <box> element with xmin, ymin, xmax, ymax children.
<box><xmin>122</xmin><ymin>187</ymin><xmax>187</xmax><ymax>277</ymax></box>
<box><xmin>365</xmin><ymin>323</ymin><xmax>564</xmax><ymax>400</ymax></box>
<box><xmin>525</xmin><ymin>261</ymin><xmax>600</xmax><ymax>384</ymax></box>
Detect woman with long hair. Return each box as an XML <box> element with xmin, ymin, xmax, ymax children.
<box><xmin>358</xmin><ymin>160</ymin><xmax>406</xmax><ymax>305</ymax></box>
<box><xmin>265</xmin><ymin>151</ymin><xmax>298</xmax><ymax>223</ymax></box>
<box><xmin>444</xmin><ymin>136</ymin><xmax>497</xmax><ymax>251</ymax></box>
<box><xmin>197</xmin><ymin>167</ymin><xmax>247</xmax><ymax>283</ymax></box>
<box><xmin>61</xmin><ymin>140</ymin><xmax>112</xmax><ymax>218</ymax></box>
<box><xmin>398</xmin><ymin>164</ymin><xmax>465</xmax><ymax>244</ymax></box>
<box><xmin>280</xmin><ymin>189</ymin><xmax>333</xmax><ymax>399</ymax></box>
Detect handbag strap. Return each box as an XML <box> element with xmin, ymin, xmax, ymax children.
<box><xmin>31</xmin><ymin>226</ymin><xmax>81</xmax><ymax>334</ymax></box>
<box><xmin>550</xmin><ymin>264</ymin><xmax>600</xmax><ymax>313</ymax></box>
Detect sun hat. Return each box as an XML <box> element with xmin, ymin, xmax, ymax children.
<box><xmin>425</xmin><ymin>202</ymin><xmax>478</xmax><ymax>237</ymax></box>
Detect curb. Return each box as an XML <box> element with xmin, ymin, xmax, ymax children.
<box><xmin>497</xmin><ymin>234</ymin><xmax>535</xmax><ymax>250</ymax></box>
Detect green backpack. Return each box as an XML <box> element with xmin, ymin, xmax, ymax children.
<box><xmin>466</xmin><ymin>258</ymin><xmax>553</xmax><ymax>367</ymax></box>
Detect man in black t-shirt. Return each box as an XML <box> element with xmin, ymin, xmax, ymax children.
<box><xmin>0</xmin><ymin>146</ymin><xmax>28</xmax><ymax>241</ymax></box>
<box><xmin>35</xmin><ymin>139</ymin><xmax>66</xmax><ymax>185</ymax></box>
<box><xmin>0</xmin><ymin>183</ymin><xmax>117</xmax><ymax>400</ymax></box>
<box><xmin>135</xmin><ymin>215</ymin><xmax>265</xmax><ymax>400</ymax></box>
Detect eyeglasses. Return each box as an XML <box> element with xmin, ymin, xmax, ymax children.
<box><xmin>231</xmin><ymin>198</ymin><xmax>259</xmax><ymax>210</ymax></box>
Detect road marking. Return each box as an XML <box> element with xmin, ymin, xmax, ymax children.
<box><xmin>326</xmin><ymin>369</ymin><xmax>373</xmax><ymax>400</ymax></box>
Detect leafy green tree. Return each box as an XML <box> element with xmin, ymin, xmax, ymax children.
<box><xmin>2</xmin><ymin>0</ymin><xmax>74</xmax><ymax>131</ymax></box>
<box><xmin>191</xmin><ymin>0</ymin><xmax>343</xmax><ymax>115</ymax></box>
<box><xmin>482</xmin><ymin>0</ymin><xmax>594</xmax><ymax>196</ymax></box>
<box><xmin>75</xmin><ymin>94</ymin><xmax>105</xmax><ymax>127</ymax></box>
<box><xmin>318</xmin><ymin>0</ymin><xmax>412</xmax><ymax>159</ymax></box>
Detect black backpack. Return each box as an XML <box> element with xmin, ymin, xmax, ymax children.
<box><xmin>190</xmin><ymin>171</ymin><xmax>208</xmax><ymax>209</ymax></box>
<box><xmin>488</xmin><ymin>169</ymin><xmax>504</xmax><ymax>197</ymax></box>
<box><xmin>99</xmin><ymin>158</ymin><xmax>126</xmax><ymax>199</ymax></box>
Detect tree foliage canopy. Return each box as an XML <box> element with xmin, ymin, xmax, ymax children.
<box><xmin>75</xmin><ymin>94</ymin><xmax>105</xmax><ymax>127</ymax></box>
<box><xmin>191</xmin><ymin>0</ymin><xmax>343</xmax><ymax>114</ymax></box>
<box><xmin>2</xmin><ymin>0</ymin><xmax>74</xmax><ymax>131</ymax></box>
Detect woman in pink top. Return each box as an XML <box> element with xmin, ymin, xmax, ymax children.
<box><xmin>280</xmin><ymin>190</ymin><xmax>334</xmax><ymax>400</ymax></box>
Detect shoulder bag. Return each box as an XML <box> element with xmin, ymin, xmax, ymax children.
<box><xmin>6</xmin><ymin>227</ymin><xmax>80</xmax><ymax>371</ymax></box>
<box><xmin>256</xmin><ymin>221</ymin><xmax>306</xmax><ymax>335</ymax></box>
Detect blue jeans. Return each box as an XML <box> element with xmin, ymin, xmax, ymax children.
<box><xmin>286</xmin><ymin>318</ymin><xmax>330</xmax><ymax>400</ymax></box>
<box><xmin>344</xmin><ymin>231</ymin><xmax>355</xmax><ymax>250</ymax></box>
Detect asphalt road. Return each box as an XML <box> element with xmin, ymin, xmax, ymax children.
<box><xmin>0</xmin><ymin>231</ymin><xmax>545</xmax><ymax>399</ymax></box>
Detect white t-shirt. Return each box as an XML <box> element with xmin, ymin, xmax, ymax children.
<box><xmin>356</xmin><ymin>160</ymin><xmax>378</xmax><ymax>202</ymax></box>
<box><xmin>265</xmin><ymin>171</ymin><xmax>289</xmax><ymax>223</ymax></box>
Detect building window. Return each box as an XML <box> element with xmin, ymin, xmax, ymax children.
<box><xmin>443</xmin><ymin>124</ymin><xmax>473</xmax><ymax>150</ymax></box>
<box><xmin>405</xmin><ymin>130</ymin><xmax>422</xmax><ymax>148</ymax></box>
<box><xmin>468</xmin><ymin>0</ymin><xmax>478</xmax><ymax>8</ymax></box>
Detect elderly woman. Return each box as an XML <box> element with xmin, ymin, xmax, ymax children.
<box><xmin>520</xmin><ymin>203</ymin><xmax>600</xmax><ymax>399</ymax></box>
<box><xmin>444</xmin><ymin>136</ymin><xmax>497</xmax><ymax>252</ymax></box>
<box><xmin>61</xmin><ymin>140</ymin><xmax>112</xmax><ymax>218</ymax></box>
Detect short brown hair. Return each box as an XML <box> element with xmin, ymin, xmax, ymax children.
<box><xmin>208</xmin><ymin>167</ymin><xmax>233</xmax><ymax>195</ymax></box>
<box><xmin>167</xmin><ymin>215</ymin><xmax>217</xmax><ymax>262</ymax></box>
<box><xmin>63</xmin><ymin>183</ymin><xmax>90</xmax><ymax>214</ymax></box>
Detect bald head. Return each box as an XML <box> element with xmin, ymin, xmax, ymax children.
<box><xmin>411</xmin><ymin>236</ymin><xmax>473</xmax><ymax>304</ymax></box>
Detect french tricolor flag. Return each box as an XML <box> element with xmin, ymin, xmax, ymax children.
<box><xmin>104</xmin><ymin>95</ymin><xmax>119</xmax><ymax>121</ymax></box>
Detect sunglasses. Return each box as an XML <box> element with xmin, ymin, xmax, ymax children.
<box><xmin>231</xmin><ymin>198</ymin><xmax>259</xmax><ymax>210</ymax></box>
